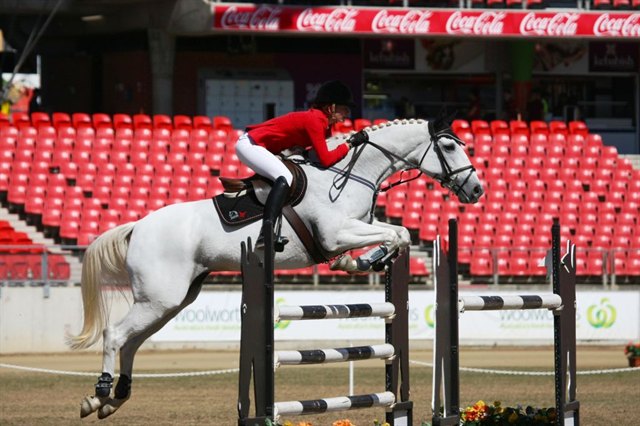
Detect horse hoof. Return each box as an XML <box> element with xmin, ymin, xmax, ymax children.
<box><xmin>80</xmin><ymin>395</ymin><xmax>105</xmax><ymax>418</ymax></box>
<box><xmin>97</xmin><ymin>398</ymin><xmax>127</xmax><ymax>419</ymax></box>
<box><xmin>330</xmin><ymin>255</ymin><xmax>350</xmax><ymax>270</ymax></box>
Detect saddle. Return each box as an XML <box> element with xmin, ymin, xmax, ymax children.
<box><xmin>212</xmin><ymin>161</ymin><xmax>328</xmax><ymax>263</ymax></box>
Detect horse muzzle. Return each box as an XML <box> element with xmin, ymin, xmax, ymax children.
<box><xmin>444</xmin><ymin>170</ymin><xmax>484</xmax><ymax>204</ymax></box>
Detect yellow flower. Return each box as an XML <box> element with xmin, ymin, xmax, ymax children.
<box><xmin>332</xmin><ymin>420</ymin><xmax>354</xmax><ymax>426</ymax></box>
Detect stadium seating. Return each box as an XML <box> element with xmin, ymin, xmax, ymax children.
<box><xmin>1</xmin><ymin>112</ymin><xmax>638</xmax><ymax>283</ymax></box>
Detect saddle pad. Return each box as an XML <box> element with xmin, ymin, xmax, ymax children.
<box><xmin>213</xmin><ymin>191</ymin><xmax>264</xmax><ymax>226</ymax></box>
<box><xmin>212</xmin><ymin>160</ymin><xmax>308</xmax><ymax>228</ymax></box>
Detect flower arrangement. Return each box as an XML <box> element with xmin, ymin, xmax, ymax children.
<box><xmin>625</xmin><ymin>342</ymin><xmax>640</xmax><ymax>367</ymax></box>
<box><xmin>624</xmin><ymin>342</ymin><xmax>640</xmax><ymax>359</ymax></box>
<box><xmin>460</xmin><ymin>400</ymin><xmax>556</xmax><ymax>425</ymax></box>
<box><xmin>280</xmin><ymin>420</ymin><xmax>356</xmax><ymax>426</ymax></box>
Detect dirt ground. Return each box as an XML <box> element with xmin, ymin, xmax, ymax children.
<box><xmin>0</xmin><ymin>346</ymin><xmax>638</xmax><ymax>425</ymax></box>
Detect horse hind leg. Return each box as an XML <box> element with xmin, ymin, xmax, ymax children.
<box><xmin>79</xmin><ymin>300</ymin><xmax>174</xmax><ymax>419</ymax></box>
<box><xmin>92</xmin><ymin>275</ymin><xmax>206</xmax><ymax>419</ymax></box>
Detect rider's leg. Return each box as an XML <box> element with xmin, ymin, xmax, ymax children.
<box><xmin>235</xmin><ymin>133</ymin><xmax>293</xmax><ymax>185</ymax></box>
<box><xmin>260</xmin><ymin>177</ymin><xmax>290</xmax><ymax>250</ymax></box>
<box><xmin>236</xmin><ymin>134</ymin><xmax>293</xmax><ymax>248</ymax></box>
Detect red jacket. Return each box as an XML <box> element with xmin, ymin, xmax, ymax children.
<box><xmin>246</xmin><ymin>109</ymin><xmax>349</xmax><ymax>168</ymax></box>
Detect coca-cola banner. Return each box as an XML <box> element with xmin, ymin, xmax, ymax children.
<box><xmin>213</xmin><ymin>5</ymin><xmax>640</xmax><ymax>39</ymax></box>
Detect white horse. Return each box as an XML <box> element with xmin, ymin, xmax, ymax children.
<box><xmin>69</xmin><ymin>116</ymin><xmax>483</xmax><ymax>419</ymax></box>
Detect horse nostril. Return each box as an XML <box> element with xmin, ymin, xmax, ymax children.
<box><xmin>473</xmin><ymin>185</ymin><xmax>483</xmax><ymax>194</ymax></box>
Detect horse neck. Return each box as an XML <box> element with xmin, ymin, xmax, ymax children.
<box><xmin>342</xmin><ymin>120</ymin><xmax>427</xmax><ymax>187</ymax></box>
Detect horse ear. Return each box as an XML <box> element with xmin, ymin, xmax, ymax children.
<box><xmin>447</xmin><ymin>109</ymin><xmax>458</xmax><ymax>125</ymax></box>
<box><xmin>432</xmin><ymin>108</ymin><xmax>448</xmax><ymax>133</ymax></box>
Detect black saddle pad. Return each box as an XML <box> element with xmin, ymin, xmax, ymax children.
<box><xmin>213</xmin><ymin>190</ymin><xmax>264</xmax><ymax>227</ymax></box>
<box><xmin>212</xmin><ymin>160</ymin><xmax>308</xmax><ymax>227</ymax></box>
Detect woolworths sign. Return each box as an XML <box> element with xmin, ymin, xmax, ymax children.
<box><xmin>151</xmin><ymin>290</ymin><xmax>639</xmax><ymax>343</ymax></box>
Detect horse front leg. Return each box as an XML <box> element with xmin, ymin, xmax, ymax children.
<box><xmin>371</xmin><ymin>220</ymin><xmax>412</xmax><ymax>250</ymax></box>
<box><xmin>328</xmin><ymin>220</ymin><xmax>405</xmax><ymax>273</ymax></box>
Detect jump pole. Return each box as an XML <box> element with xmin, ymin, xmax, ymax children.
<box><xmin>432</xmin><ymin>218</ymin><xmax>580</xmax><ymax>426</ymax></box>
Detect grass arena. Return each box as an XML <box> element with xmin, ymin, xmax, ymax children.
<box><xmin>1</xmin><ymin>347</ymin><xmax>638</xmax><ymax>425</ymax></box>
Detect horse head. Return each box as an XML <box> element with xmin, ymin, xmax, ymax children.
<box><xmin>421</xmin><ymin>115</ymin><xmax>483</xmax><ymax>204</ymax></box>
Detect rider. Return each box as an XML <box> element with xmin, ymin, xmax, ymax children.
<box><xmin>235</xmin><ymin>80</ymin><xmax>367</xmax><ymax>246</ymax></box>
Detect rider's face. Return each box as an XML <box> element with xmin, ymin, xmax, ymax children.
<box><xmin>327</xmin><ymin>104</ymin><xmax>351</xmax><ymax>124</ymax></box>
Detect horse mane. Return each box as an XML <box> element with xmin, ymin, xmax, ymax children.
<box><xmin>326</xmin><ymin>118</ymin><xmax>427</xmax><ymax>149</ymax></box>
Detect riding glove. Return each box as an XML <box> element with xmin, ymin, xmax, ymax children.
<box><xmin>348</xmin><ymin>130</ymin><xmax>368</xmax><ymax>148</ymax></box>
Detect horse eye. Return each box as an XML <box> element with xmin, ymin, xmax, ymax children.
<box><xmin>444</xmin><ymin>143</ymin><xmax>456</xmax><ymax>152</ymax></box>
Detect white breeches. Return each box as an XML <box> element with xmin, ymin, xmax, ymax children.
<box><xmin>235</xmin><ymin>133</ymin><xmax>293</xmax><ymax>185</ymax></box>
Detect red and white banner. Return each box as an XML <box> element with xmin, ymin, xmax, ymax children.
<box><xmin>212</xmin><ymin>5</ymin><xmax>640</xmax><ymax>39</ymax></box>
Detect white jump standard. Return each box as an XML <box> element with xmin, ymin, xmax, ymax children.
<box><xmin>431</xmin><ymin>218</ymin><xmax>580</xmax><ymax>426</ymax></box>
<box><xmin>237</xmin><ymin>200</ymin><xmax>412</xmax><ymax>425</ymax></box>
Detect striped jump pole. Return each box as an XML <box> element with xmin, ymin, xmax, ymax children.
<box><xmin>276</xmin><ymin>303</ymin><xmax>395</xmax><ymax>321</ymax></box>
<box><xmin>238</xmin><ymin>220</ymin><xmax>412</xmax><ymax>425</ymax></box>
<box><xmin>431</xmin><ymin>218</ymin><xmax>580</xmax><ymax>426</ymax></box>
<box><xmin>275</xmin><ymin>344</ymin><xmax>395</xmax><ymax>366</ymax></box>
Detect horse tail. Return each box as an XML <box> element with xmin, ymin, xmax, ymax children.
<box><xmin>67</xmin><ymin>222</ymin><xmax>136</xmax><ymax>350</ymax></box>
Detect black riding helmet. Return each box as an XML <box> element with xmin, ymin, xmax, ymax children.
<box><xmin>312</xmin><ymin>80</ymin><xmax>356</xmax><ymax>109</ymax></box>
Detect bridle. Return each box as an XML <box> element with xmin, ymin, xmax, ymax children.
<box><xmin>355</xmin><ymin>123</ymin><xmax>476</xmax><ymax>200</ymax></box>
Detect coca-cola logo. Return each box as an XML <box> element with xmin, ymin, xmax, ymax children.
<box><xmin>220</xmin><ymin>5</ymin><xmax>281</xmax><ymax>30</ymax></box>
<box><xmin>296</xmin><ymin>8</ymin><xmax>358</xmax><ymax>32</ymax></box>
<box><xmin>593</xmin><ymin>14</ymin><xmax>640</xmax><ymax>37</ymax></box>
<box><xmin>520</xmin><ymin>12</ymin><xmax>579</xmax><ymax>36</ymax></box>
<box><xmin>372</xmin><ymin>9</ymin><xmax>432</xmax><ymax>34</ymax></box>
<box><xmin>445</xmin><ymin>11</ymin><xmax>505</xmax><ymax>35</ymax></box>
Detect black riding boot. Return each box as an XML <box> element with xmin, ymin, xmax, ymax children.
<box><xmin>257</xmin><ymin>177</ymin><xmax>290</xmax><ymax>251</ymax></box>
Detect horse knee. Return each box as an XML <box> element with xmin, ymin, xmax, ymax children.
<box><xmin>397</xmin><ymin>227</ymin><xmax>411</xmax><ymax>247</ymax></box>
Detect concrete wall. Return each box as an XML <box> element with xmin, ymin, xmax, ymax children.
<box><xmin>0</xmin><ymin>287</ymin><xmax>132</xmax><ymax>353</ymax></box>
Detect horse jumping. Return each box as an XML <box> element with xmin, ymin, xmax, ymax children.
<box><xmin>68</xmin><ymin>116</ymin><xmax>483</xmax><ymax>419</ymax></box>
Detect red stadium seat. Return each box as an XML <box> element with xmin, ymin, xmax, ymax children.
<box><xmin>173</xmin><ymin>115</ymin><xmax>192</xmax><ymax>130</ymax></box>
<box><xmin>471</xmin><ymin>120</ymin><xmax>490</xmax><ymax>135</ymax></box>
<box><xmin>133</xmin><ymin>114</ymin><xmax>152</xmax><ymax>130</ymax></box>
<box><xmin>470</xmin><ymin>250</ymin><xmax>493</xmax><ymax>276</ymax></box>
<box><xmin>213</xmin><ymin>116</ymin><xmax>233</xmax><ymax>133</ymax></box>
<box><xmin>153</xmin><ymin>114</ymin><xmax>173</xmax><ymax>130</ymax></box>
<box><xmin>354</xmin><ymin>118</ymin><xmax>372</xmax><ymax>131</ymax></box>
<box><xmin>568</xmin><ymin>120</ymin><xmax>588</xmax><ymax>137</ymax></box>
<box><xmin>452</xmin><ymin>119</ymin><xmax>470</xmax><ymax>135</ymax></box>
<box><xmin>113</xmin><ymin>113</ymin><xmax>133</xmax><ymax>130</ymax></box>
<box><xmin>593</xmin><ymin>0</ymin><xmax>612</xmax><ymax>8</ymax></box>
<box><xmin>490</xmin><ymin>120</ymin><xmax>509</xmax><ymax>136</ymax></box>
<box><xmin>193</xmin><ymin>116</ymin><xmax>213</xmax><ymax>130</ymax></box>
<box><xmin>509</xmin><ymin>120</ymin><xmax>529</xmax><ymax>137</ymax></box>
<box><xmin>613</xmin><ymin>0</ymin><xmax>631</xmax><ymax>8</ymax></box>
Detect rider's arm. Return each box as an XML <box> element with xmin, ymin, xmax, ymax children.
<box><xmin>307</xmin><ymin>121</ymin><xmax>349</xmax><ymax>168</ymax></box>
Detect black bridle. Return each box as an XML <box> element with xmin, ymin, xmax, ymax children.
<box><xmin>360</xmin><ymin>125</ymin><xmax>476</xmax><ymax>199</ymax></box>
<box><xmin>325</xmin><ymin>122</ymin><xmax>478</xmax><ymax>219</ymax></box>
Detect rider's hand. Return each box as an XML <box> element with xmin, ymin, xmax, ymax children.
<box><xmin>347</xmin><ymin>130</ymin><xmax>368</xmax><ymax>148</ymax></box>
